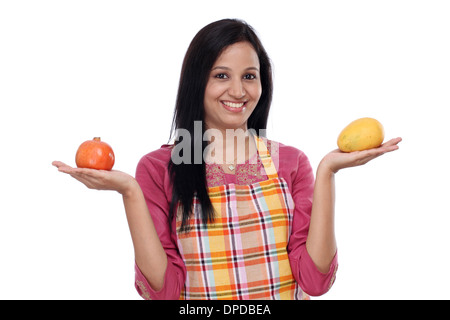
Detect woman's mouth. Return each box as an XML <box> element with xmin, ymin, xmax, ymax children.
<box><xmin>221</xmin><ymin>101</ymin><xmax>247</xmax><ymax>113</ymax></box>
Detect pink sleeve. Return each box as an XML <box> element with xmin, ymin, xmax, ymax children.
<box><xmin>283</xmin><ymin>147</ymin><xmax>338</xmax><ymax>296</ymax></box>
<box><xmin>134</xmin><ymin>149</ymin><xmax>186</xmax><ymax>300</ymax></box>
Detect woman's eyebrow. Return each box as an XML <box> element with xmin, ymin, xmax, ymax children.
<box><xmin>211</xmin><ymin>66</ymin><xmax>231</xmax><ymax>71</ymax></box>
<box><xmin>246</xmin><ymin>67</ymin><xmax>260</xmax><ymax>72</ymax></box>
<box><xmin>211</xmin><ymin>66</ymin><xmax>260</xmax><ymax>72</ymax></box>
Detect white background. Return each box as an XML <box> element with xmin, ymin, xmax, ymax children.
<box><xmin>1</xmin><ymin>0</ymin><xmax>449</xmax><ymax>300</ymax></box>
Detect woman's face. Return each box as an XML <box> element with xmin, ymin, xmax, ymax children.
<box><xmin>204</xmin><ymin>41</ymin><xmax>262</xmax><ymax>132</ymax></box>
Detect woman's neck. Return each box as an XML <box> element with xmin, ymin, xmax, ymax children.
<box><xmin>203</xmin><ymin>127</ymin><xmax>256</xmax><ymax>166</ymax></box>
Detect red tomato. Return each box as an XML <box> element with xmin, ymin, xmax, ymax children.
<box><xmin>75</xmin><ymin>137</ymin><xmax>115</xmax><ymax>170</ymax></box>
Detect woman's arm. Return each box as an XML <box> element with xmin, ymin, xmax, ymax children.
<box><xmin>52</xmin><ymin>161</ymin><xmax>168</xmax><ymax>291</ymax></box>
<box><xmin>122</xmin><ymin>180</ymin><xmax>167</xmax><ymax>291</ymax></box>
<box><xmin>306</xmin><ymin>165</ymin><xmax>337</xmax><ymax>273</ymax></box>
<box><xmin>306</xmin><ymin>137</ymin><xmax>402</xmax><ymax>273</ymax></box>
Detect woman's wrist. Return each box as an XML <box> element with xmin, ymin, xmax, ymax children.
<box><xmin>318</xmin><ymin>158</ymin><xmax>338</xmax><ymax>176</ymax></box>
<box><xmin>120</xmin><ymin>177</ymin><xmax>141</xmax><ymax>199</ymax></box>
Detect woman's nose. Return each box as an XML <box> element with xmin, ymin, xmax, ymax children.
<box><xmin>228</xmin><ymin>79</ymin><xmax>246</xmax><ymax>99</ymax></box>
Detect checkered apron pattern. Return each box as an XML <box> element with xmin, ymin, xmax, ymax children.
<box><xmin>176</xmin><ymin>135</ymin><xmax>307</xmax><ymax>300</ymax></box>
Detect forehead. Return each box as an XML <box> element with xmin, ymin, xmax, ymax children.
<box><xmin>213</xmin><ymin>42</ymin><xmax>260</xmax><ymax>67</ymax></box>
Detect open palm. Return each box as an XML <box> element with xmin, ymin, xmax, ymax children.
<box><xmin>321</xmin><ymin>137</ymin><xmax>402</xmax><ymax>173</ymax></box>
<box><xmin>52</xmin><ymin>161</ymin><xmax>136</xmax><ymax>195</ymax></box>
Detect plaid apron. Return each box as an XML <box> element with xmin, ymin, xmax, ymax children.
<box><xmin>176</xmin><ymin>135</ymin><xmax>308</xmax><ymax>300</ymax></box>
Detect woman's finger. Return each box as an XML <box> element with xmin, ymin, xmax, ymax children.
<box><xmin>68</xmin><ymin>173</ymin><xmax>95</xmax><ymax>189</ymax></box>
<box><xmin>362</xmin><ymin>137</ymin><xmax>402</xmax><ymax>157</ymax></box>
<box><xmin>52</xmin><ymin>161</ymin><xmax>71</xmax><ymax>169</ymax></box>
<box><xmin>380</xmin><ymin>137</ymin><xmax>402</xmax><ymax>149</ymax></box>
<box><xmin>356</xmin><ymin>137</ymin><xmax>402</xmax><ymax>163</ymax></box>
<box><xmin>52</xmin><ymin>161</ymin><xmax>66</xmax><ymax>167</ymax></box>
<box><xmin>52</xmin><ymin>160</ymin><xmax>103</xmax><ymax>176</ymax></box>
<box><xmin>67</xmin><ymin>170</ymin><xmax>105</xmax><ymax>189</ymax></box>
<box><xmin>52</xmin><ymin>161</ymin><xmax>76</xmax><ymax>174</ymax></box>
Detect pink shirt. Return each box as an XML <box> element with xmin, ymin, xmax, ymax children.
<box><xmin>134</xmin><ymin>140</ymin><xmax>338</xmax><ymax>299</ymax></box>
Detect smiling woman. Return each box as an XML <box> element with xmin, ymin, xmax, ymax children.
<box><xmin>167</xmin><ymin>19</ymin><xmax>274</xmax><ymax>236</ymax></box>
<box><xmin>52</xmin><ymin>18</ymin><xmax>401</xmax><ymax>300</ymax></box>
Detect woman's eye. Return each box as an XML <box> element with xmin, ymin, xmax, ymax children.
<box><xmin>213</xmin><ymin>73</ymin><xmax>256</xmax><ymax>80</ymax></box>
<box><xmin>215</xmin><ymin>73</ymin><xmax>228</xmax><ymax>79</ymax></box>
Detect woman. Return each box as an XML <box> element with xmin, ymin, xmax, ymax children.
<box><xmin>53</xmin><ymin>19</ymin><xmax>401</xmax><ymax>300</ymax></box>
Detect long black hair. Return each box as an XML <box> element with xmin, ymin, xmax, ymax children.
<box><xmin>168</xmin><ymin>19</ymin><xmax>273</xmax><ymax>232</ymax></box>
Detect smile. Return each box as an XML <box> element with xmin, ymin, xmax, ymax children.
<box><xmin>221</xmin><ymin>101</ymin><xmax>247</xmax><ymax>112</ymax></box>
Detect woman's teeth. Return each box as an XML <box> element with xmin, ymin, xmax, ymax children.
<box><xmin>223</xmin><ymin>101</ymin><xmax>245</xmax><ymax>108</ymax></box>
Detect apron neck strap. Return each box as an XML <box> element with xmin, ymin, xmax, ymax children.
<box><xmin>253</xmin><ymin>135</ymin><xmax>278</xmax><ymax>179</ymax></box>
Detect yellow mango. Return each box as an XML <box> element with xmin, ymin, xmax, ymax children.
<box><xmin>337</xmin><ymin>117</ymin><xmax>385</xmax><ymax>152</ymax></box>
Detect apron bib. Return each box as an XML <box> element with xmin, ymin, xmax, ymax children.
<box><xmin>176</xmin><ymin>135</ymin><xmax>308</xmax><ymax>300</ymax></box>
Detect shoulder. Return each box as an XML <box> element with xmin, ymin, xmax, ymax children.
<box><xmin>265</xmin><ymin>138</ymin><xmax>310</xmax><ymax>166</ymax></box>
<box><xmin>137</xmin><ymin>144</ymin><xmax>173</xmax><ymax>168</ymax></box>
<box><xmin>135</xmin><ymin>144</ymin><xmax>174</xmax><ymax>189</ymax></box>
<box><xmin>265</xmin><ymin>138</ymin><xmax>314</xmax><ymax>186</ymax></box>
<box><xmin>135</xmin><ymin>145</ymin><xmax>175</xmax><ymax>225</ymax></box>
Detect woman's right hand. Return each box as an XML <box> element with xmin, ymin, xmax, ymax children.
<box><xmin>52</xmin><ymin>161</ymin><xmax>138</xmax><ymax>197</ymax></box>
<box><xmin>53</xmin><ymin>160</ymin><xmax>169</xmax><ymax>294</ymax></box>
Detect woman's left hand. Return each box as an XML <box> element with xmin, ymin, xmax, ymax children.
<box><xmin>319</xmin><ymin>137</ymin><xmax>402</xmax><ymax>174</ymax></box>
